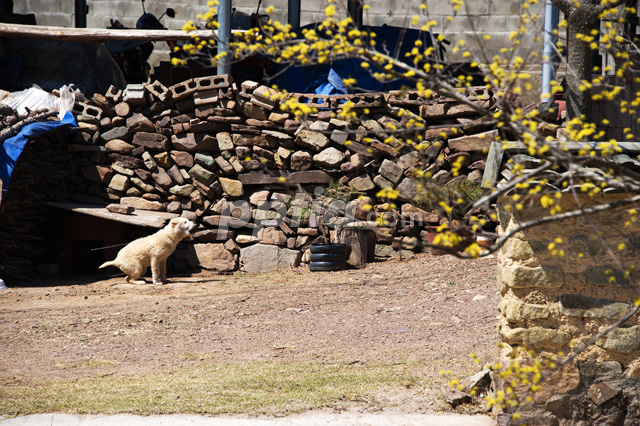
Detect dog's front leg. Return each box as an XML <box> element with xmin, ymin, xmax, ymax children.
<box><xmin>159</xmin><ymin>260</ymin><xmax>167</xmax><ymax>283</ymax></box>
<box><xmin>150</xmin><ymin>258</ymin><xmax>164</xmax><ymax>285</ymax></box>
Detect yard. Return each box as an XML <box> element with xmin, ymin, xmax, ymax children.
<box><xmin>0</xmin><ymin>252</ymin><xmax>500</xmax><ymax>416</ymax></box>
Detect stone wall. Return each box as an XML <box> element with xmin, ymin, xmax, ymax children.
<box><xmin>60</xmin><ymin>74</ymin><xmax>499</xmax><ymax>274</ymax></box>
<box><xmin>496</xmin><ymin>192</ymin><xmax>640</xmax><ymax>425</ymax></box>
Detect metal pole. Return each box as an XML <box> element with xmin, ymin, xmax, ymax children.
<box><xmin>288</xmin><ymin>0</ymin><xmax>300</xmax><ymax>28</ymax></box>
<box><xmin>541</xmin><ymin>0</ymin><xmax>560</xmax><ymax>103</ymax></box>
<box><xmin>217</xmin><ymin>0</ymin><xmax>231</xmax><ymax>76</ymax></box>
<box><xmin>74</xmin><ymin>0</ymin><xmax>87</xmax><ymax>28</ymax></box>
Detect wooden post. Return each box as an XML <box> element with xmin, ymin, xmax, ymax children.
<box><xmin>335</xmin><ymin>225</ymin><xmax>376</xmax><ymax>268</ymax></box>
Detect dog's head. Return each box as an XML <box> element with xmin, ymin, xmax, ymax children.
<box><xmin>168</xmin><ymin>217</ymin><xmax>198</xmax><ymax>237</ymax></box>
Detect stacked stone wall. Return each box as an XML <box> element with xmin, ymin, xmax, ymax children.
<box><xmin>61</xmin><ymin>74</ymin><xmax>498</xmax><ymax>273</ymax></box>
<box><xmin>497</xmin><ymin>193</ymin><xmax>640</xmax><ymax>425</ymax></box>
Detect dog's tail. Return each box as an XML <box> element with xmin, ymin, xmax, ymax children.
<box><xmin>99</xmin><ymin>260</ymin><xmax>116</xmax><ymax>269</ymax></box>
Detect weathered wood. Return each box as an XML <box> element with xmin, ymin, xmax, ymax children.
<box><xmin>335</xmin><ymin>225</ymin><xmax>376</xmax><ymax>267</ymax></box>
<box><xmin>44</xmin><ymin>201</ymin><xmax>177</xmax><ymax>228</ymax></box>
<box><xmin>0</xmin><ymin>23</ymin><xmax>239</xmax><ymax>43</ymax></box>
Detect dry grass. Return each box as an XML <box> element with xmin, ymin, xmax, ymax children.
<box><xmin>0</xmin><ymin>360</ymin><xmax>435</xmax><ymax>416</ymax></box>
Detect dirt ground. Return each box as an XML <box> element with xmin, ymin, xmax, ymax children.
<box><xmin>0</xmin><ymin>252</ymin><xmax>501</xmax><ymax>413</ymax></box>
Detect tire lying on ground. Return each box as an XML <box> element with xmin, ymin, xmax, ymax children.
<box><xmin>309</xmin><ymin>243</ymin><xmax>348</xmax><ymax>271</ymax></box>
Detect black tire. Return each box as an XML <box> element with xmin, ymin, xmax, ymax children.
<box><xmin>309</xmin><ymin>252</ymin><xmax>349</xmax><ymax>262</ymax></box>
<box><xmin>310</xmin><ymin>243</ymin><xmax>347</xmax><ymax>254</ymax></box>
<box><xmin>309</xmin><ymin>260</ymin><xmax>346</xmax><ymax>271</ymax></box>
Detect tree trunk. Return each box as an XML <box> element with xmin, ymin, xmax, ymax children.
<box><xmin>335</xmin><ymin>226</ymin><xmax>376</xmax><ymax>268</ymax></box>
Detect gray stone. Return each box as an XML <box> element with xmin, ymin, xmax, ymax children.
<box><xmin>120</xmin><ymin>197</ymin><xmax>163</xmax><ymax>211</ymax></box>
<box><xmin>373</xmin><ymin>175</ymin><xmax>394</xmax><ymax>189</ymax></box>
<box><xmin>579</xmin><ymin>360</ymin><xmax>623</xmax><ymax>378</ymax></box>
<box><xmin>239</xmin><ymin>243</ymin><xmax>301</xmax><ymax>273</ymax></box>
<box><xmin>587</xmin><ymin>265</ymin><xmax>632</xmax><ymax>287</ymax></box>
<box><xmin>195</xmin><ymin>152</ymin><xmax>217</xmax><ymax>170</ymax></box>
<box><xmin>193</xmin><ymin>243</ymin><xmax>236</xmax><ymax>271</ymax></box>
<box><xmin>188</xmin><ymin>164</ymin><xmax>216</xmax><ymax>186</ymax></box>
<box><xmin>397</xmin><ymin>151</ymin><xmax>420</xmax><ymax>169</ymax></box>
<box><xmin>379</xmin><ymin>159</ymin><xmax>403</xmax><ymax>184</ymax></box>
<box><xmin>559</xmin><ymin>294</ymin><xmax>631</xmax><ymax>319</ymax></box>
<box><xmin>597</xmin><ymin>325</ymin><xmax>640</xmax><ymax>353</ymax></box>
<box><xmin>295</xmin><ymin>129</ymin><xmax>330</xmax><ymax>151</ymax></box>
<box><xmin>397</xmin><ymin>177</ymin><xmax>419</xmax><ymax>199</ymax></box>
<box><xmin>313</xmin><ymin>147</ymin><xmax>345</xmax><ymax>168</ymax></box>
<box><xmin>375</xmin><ymin>244</ymin><xmax>416</xmax><ymax>259</ymax></box>
<box><xmin>101</xmin><ymin>126</ymin><xmax>130</xmax><ymax>142</ymax></box>
<box><xmin>308</xmin><ymin>120</ymin><xmax>330</xmax><ymax>132</ymax></box>
<box><xmin>503</xmin><ymin>265</ymin><xmax>564</xmax><ymax>289</ymax></box>
<box><xmin>349</xmin><ymin>175</ymin><xmax>375</xmax><ymax>192</ymax></box>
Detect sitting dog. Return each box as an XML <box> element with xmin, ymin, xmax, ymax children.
<box><xmin>99</xmin><ymin>217</ymin><xmax>196</xmax><ymax>285</ymax></box>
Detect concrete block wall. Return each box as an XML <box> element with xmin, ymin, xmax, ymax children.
<box><xmin>496</xmin><ymin>192</ymin><xmax>640</xmax><ymax>424</ymax></box>
<box><xmin>11</xmin><ymin>0</ymin><xmax>546</xmax><ymax>62</ymax></box>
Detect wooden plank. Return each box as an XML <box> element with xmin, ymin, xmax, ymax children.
<box><xmin>45</xmin><ymin>201</ymin><xmax>177</xmax><ymax>228</ymax></box>
<box><xmin>0</xmin><ymin>23</ymin><xmax>244</xmax><ymax>43</ymax></box>
<box><xmin>481</xmin><ymin>141</ymin><xmax>504</xmax><ymax>189</ymax></box>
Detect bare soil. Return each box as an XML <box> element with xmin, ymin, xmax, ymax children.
<box><xmin>0</xmin><ymin>252</ymin><xmax>501</xmax><ymax>413</ymax></box>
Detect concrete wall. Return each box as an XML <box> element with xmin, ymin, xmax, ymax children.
<box><xmin>11</xmin><ymin>0</ymin><xmax>546</xmax><ymax>58</ymax></box>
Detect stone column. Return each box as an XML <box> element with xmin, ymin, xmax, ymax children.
<box><xmin>495</xmin><ymin>192</ymin><xmax>640</xmax><ymax>425</ymax></box>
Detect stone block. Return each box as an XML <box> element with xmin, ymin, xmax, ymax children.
<box><xmin>502</xmin><ymin>264</ymin><xmax>564</xmax><ymax>289</ymax></box>
<box><xmin>188</xmin><ymin>164</ymin><xmax>216</xmax><ymax>186</ymax></box>
<box><xmin>559</xmin><ymin>294</ymin><xmax>631</xmax><ymax>319</ymax></box>
<box><xmin>219</xmin><ymin>177</ymin><xmax>244</xmax><ymax>197</ymax></box>
<box><xmin>586</xmin><ymin>265</ymin><xmax>632</xmax><ymax>287</ymax></box>
<box><xmin>108</xmin><ymin>174</ymin><xmax>130</xmax><ymax>192</ymax></box>
<box><xmin>120</xmin><ymin>197</ymin><xmax>163</xmax><ymax>211</ymax></box>
<box><xmin>295</xmin><ymin>129</ymin><xmax>330</xmax><ymax>151</ymax></box>
<box><xmin>597</xmin><ymin>325</ymin><xmax>640</xmax><ymax>353</ymax></box>
<box><xmin>193</xmin><ymin>243</ymin><xmax>236</xmax><ymax>271</ymax></box>
<box><xmin>239</xmin><ymin>243</ymin><xmax>301</xmax><ymax>273</ymax></box>
<box><xmin>132</xmin><ymin>132</ymin><xmax>169</xmax><ymax>151</ymax></box>
<box><xmin>500</xmin><ymin>326</ymin><xmax>571</xmax><ymax>348</ymax></box>
<box><xmin>379</xmin><ymin>159</ymin><xmax>403</xmax><ymax>184</ymax></box>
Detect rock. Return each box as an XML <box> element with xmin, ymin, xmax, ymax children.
<box><xmin>219</xmin><ymin>177</ymin><xmax>244</xmax><ymax>197</ymax></box>
<box><xmin>126</xmin><ymin>113</ymin><xmax>155</xmax><ymax>132</ymax></box>
<box><xmin>397</xmin><ymin>177</ymin><xmax>419</xmax><ymax>199</ymax></box>
<box><xmin>445</xmin><ymin>389</ymin><xmax>472</xmax><ymax>407</ymax></box>
<box><xmin>169</xmin><ymin>184</ymin><xmax>195</xmax><ymax>197</ymax></box>
<box><xmin>290</xmin><ymin>150</ymin><xmax>313</xmax><ymax>171</ymax></box>
<box><xmin>108</xmin><ymin>174</ymin><xmax>130</xmax><ymax>192</ymax></box>
<box><xmin>170</xmin><ymin>151</ymin><xmax>194</xmax><ymax>168</ymax></box>
<box><xmin>295</xmin><ymin>129</ymin><xmax>330</xmax><ymax>151</ymax></box>
<box><xmin>105</xmin><ymin>139</ymin><xmax>134</xmax><ymax>154</ymax></box>
<box><xmin>81</xmin><ymin>165</ymin><xmax>113</xmax><ymax>184</ymax></box>
<box><xmin>217</xmin><ymin>132</ymin><xmax>234</xmax><ymax>150</ymax></box>
<box><xmin>379</xmin><ymin>159</ymin><xmax>403</xmax><ymax>184</ymax></box>
<box><xmin>588</xmin><ymin>382</ymin><xmax>619</xmax><ymax>406</ymax></box>
<box><xmin>141</xmin><ymin>151</ymin><xmax>158</xmax><ymax>171</ymax></box>
<box><xmin>466</xmin><ymin>369</ymin><xmax>491</xmax><ymax>393</ymax></box>
<box><xmin>502</xmin><ymin>265</ymin><xmax>564</xmax><ymax>289</ymax></box>
<box><xmin>500</xmin><ymin>326</ymin><xmax>571</xmax><ymax>348</ymax></box>
<box><xmin>313</xmin><ymin>147</ymin><xmax>345</xmax><ymax>168</ymax></box>
<box><xmin>559</xmin><ymin>294</ymin><xmax>631</xmax><ymax>319</ymax></box>
<box><xmin>151</xmin><ymin>167</ymin><xmax>173</xmax><ymax>188</ymax></box>
<box><xmin>249</xmin><ymin>190</ymin><xmax>270</xmax><ymax>205</ymax></box>
<box><xmin>257</xmin><ymin>227</ymin><xmax>287</xmax><ymax>246</ymax></box>
<box><xmin>346</xmin><ymin>196</ymin><xmax>375</xmax><ymax>221</ymax></box>
<box><xmin>106</xmin><ymin>203</ymin><xmax>134</xmax><ymax>215</ymax></box>
<box><xmin>195</xmin><ymin>152</ymin><xmax>217</xmax><ymax>170</ymax></box>
<box><xmin>501</xmin><ymin>299</ymin><xmax>550</xmax><ymax>323</ymax></box>
<box><xmin>193</xmin><ymin>243</ymin><xmax>236</xmax><ymax>271</ymax></box>
<box><xmin>447</xmin><ymin>130</ymin><xmax>499</xmax><ymax>152</ymax></box>
<box><xmin>188</xmin><ymin>164</ymin><xmax>216</xmax><ymax>186</ymax></box>
<box><xmin>397</xmin><ymin>151</ymin><xmax>420</xmax><ymax>169</ymax></box>
<box><xmin>120</xmin><ymin>197</ymin><xmax>164</xmax><ymax>211</ymax></box>
<box><xmin>131</xmin><ymin>177</ymin><xmax>155</xmax><ymax>193</ymax></box>
<box><xmin>597</xmin><ymin>325</ymin><xmax>640</xmax><ymax>353</ymax></box>
<box><xmin>239</xmin><ymin>243</ymin><xmax>301</xmax><ymax>273</ymax></box>
<box><xmin>349</xmin><ymin>175</ymin><xmax>375</xmax><ymax>192</ymax></box>
<box><xmin>101</xmin><ymin>126</ymin><xmax>130</xmax><ymax>142</ymax></box>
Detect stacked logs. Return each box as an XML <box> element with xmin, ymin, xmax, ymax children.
<box><xmin>1</xmin><ymin>74</ymin><xmax>501</xmax><ymax>277</ymax></box>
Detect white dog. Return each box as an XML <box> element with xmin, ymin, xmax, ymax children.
<box><xmin>100</xmin><ymin>217</ymin><xmax>196</xmax><ymax>284</ymax></box>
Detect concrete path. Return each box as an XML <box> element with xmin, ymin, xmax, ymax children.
<box><xmin>1</xmin><ymin>412</ymin><xmax>494</xmax><ymax>426</ymax></box>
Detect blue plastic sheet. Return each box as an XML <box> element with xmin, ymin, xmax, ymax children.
<box><xmin>0</xmin><ymin>110</ymin><xmax>76</xmax><ymax>201</ymax></box>
<box><xmin>269</xmin><ymin>25</ymin><xmax>435</xmax><ymax>94</ymax></box>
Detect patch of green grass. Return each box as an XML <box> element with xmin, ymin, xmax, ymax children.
<box><xmin>0</xmin><ymin>361</ymin><xmax>425</xmax><ymax>416</ymax></box>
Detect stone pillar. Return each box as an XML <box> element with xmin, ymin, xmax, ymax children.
<box><xmin>496</xmin><ymin>193</ymin><xmax>640</xmax><ymax>425</ymax></box>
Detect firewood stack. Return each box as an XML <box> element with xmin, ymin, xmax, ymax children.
<box><xmin>1</xmin><ymin>74</ymin><xmax>501</xmax><ymax>278</ymax></box>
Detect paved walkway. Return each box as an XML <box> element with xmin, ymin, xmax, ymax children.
<box><xmin>1</xmin><ymin>412</ymin><xmax>494</xmax><ymax>426</ymax></box>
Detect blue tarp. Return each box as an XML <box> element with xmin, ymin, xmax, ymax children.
<box><xmin>268</xmin><ymin>24</ymin><xmax>436</xmax><ymax>94</ymax></box>
<box><xmin>0</xmin><ymin>110</ymin><xmax>76</xmax><ymax>201</ymax></box>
